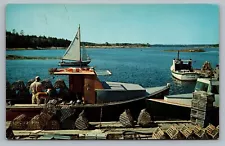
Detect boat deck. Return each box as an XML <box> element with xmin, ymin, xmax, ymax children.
<box><xmin>164</xmin><ymin>93</ymin><xmax>219</xmax><ymax>108</ymax></box>
<box><xmin>147</xmin><ymin>99</ymin><xmax>191</xmax><ymax>108</ymax></box>
<box><xmin>101</xmin><ymin>81</ymin><xmax>146</xmax><ymax>91</ymax></box>
<box><xmin>145</xmin><ymin>86</ymin><xmax>167</xmax><ymax>94</ymax></box>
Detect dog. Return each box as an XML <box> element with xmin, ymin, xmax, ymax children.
<box><xmin>36</xmin><ymin>88</ymin><xmax>52</xmax><ymax>105</ymax></box>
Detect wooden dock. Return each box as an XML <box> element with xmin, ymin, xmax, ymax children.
<box><xmin>7</xmin><ymin>120</ymin><xmax>208</xmax><ymax>140</ymax></box>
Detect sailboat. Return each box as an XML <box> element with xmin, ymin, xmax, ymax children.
<box><xmin>59</xmin><ymin>25</ymin><xmax>91</xmax><ymax>66</ymax></box>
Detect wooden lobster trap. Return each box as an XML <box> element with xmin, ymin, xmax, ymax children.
<box><xmin>27</xmin><ymin>115</ymin><xmax>46</xmax><ymax>130</ymax></box>
<box><xmin>179</xmin><ymin>125</ymin><xmax>194</xmax><ymax>139</ymax></box>
<box><xmin>165</xmin><ymin>125</ymin><xmax>182</xmax><ymax>139</ymax></box>
<box><xmin>10</xmin><ymin>114</ymin><xmax>28</xmax><ymax>130</ymax></box>
<box><xmin>119</xmin><ymin>109</ymin><xmax>135</xmax><ymax>128</ymax></box>
<box><xmin>152</xmin><ymin>127</ymin><xmax>166</xmax><ymax>139</ymax></box>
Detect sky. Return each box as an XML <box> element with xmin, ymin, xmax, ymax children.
<box><xmin>6</xmin><ymin>4</ymin><xmax>219</xmax><ymax>44</ymax></box>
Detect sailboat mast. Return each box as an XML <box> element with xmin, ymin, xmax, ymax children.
<box><xmin>79</xmin><ymin>24</ymin><xmax>82</xmax><ymax>68</ymax></box>
<box><xmin>177</xmin><ymin>50</ymin><xmax>180</xmax><ymax>60</ymax></box>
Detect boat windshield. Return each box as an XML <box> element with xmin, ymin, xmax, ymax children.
<box><xmin>195</xmin><ymin>81</ymin><xmax>208</xmax><ymax>92</ymax></box>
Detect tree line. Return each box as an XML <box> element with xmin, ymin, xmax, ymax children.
<box><xmin>6</xmin><ymin>29</ymin><xmax>71</xmax><ymax>48</ymax></box>
<box><xmin>6</xmin><ymin>29</ymin><xmax>151</xmax><ymax>49</ymax></box>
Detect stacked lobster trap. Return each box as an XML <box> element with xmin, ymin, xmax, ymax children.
<box><xmin>190</xmin><ymin>91</ymin><xmax>215</xmax><ymax>128</ymax></box>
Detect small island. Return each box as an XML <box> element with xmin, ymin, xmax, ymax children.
<box><xmin>6</xmin><ymin>55</ymin><xmax>60</xmax><ymax>60</ymax></box>
<box><xmin>163</xmin><ymin>48</ymin><xmax>205</xmax><ymax>52</ymax></box>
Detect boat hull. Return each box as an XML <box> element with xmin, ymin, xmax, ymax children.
<box><xmin>59</xmin><ymin>60</ymin><xmax>91</xmax><ymax>66</ymax></box>
<box><xmin>6</xmin><ymin>86</ymin><xmax>170</xmax><ymax>122</ymax></box>
<box><xmin>171</xmin><ymin>70</ymin><xmax>200</xmax><ymax>81</ymax></box>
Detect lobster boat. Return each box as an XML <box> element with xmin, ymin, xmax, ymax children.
<box><xmin>170</xmin><ymin>51</ymin><xmax>200</xmax><ymax>81</ymax></box>
<box><xmin>6</xmin><ymin>67</ymin><xmax>170</xmax><ymax>122</ymax></box>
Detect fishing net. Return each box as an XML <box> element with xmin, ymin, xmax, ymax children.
<box><xmin>11</xmin><ymin>80</ymin><xmax>26</xmax><ymax>91</ymax></box>
<box><xmin>27</xmin><ymin>115</ymin><xmax>46</xmax><ymax>130</ymax></box>
<box><xmin>57</xmin><ymin>88</ymin><xmax>71</xmax><ymax>101</ymax></box>
<box><xmin>119</xmin><ymin>109</ymin><xmax>135</xmax><ymax>128</ymax></box>
<box><xmin>137</xmin><ymin>109</ymin><xmax>152</xmax><ymax>127</ymax></box>
<box><xmin>42</xmin><ymin>101</ymin><xmax>59</xmax><ymax>115</ymax></box>
<box><xmin>26</xmin><ymin>79</ymin><xmax>35</xmax><ymax>90</ymax></box>
<box><xmin>41</xmin><ymin>79</ymin><xmax>54</xmax><ymax>90</ymax></box>
<box><xmin>45</xmin><ymin>120</ymin><xmax>60</xmax><ymax>130</ymax></box>
<box><xmin>11</xmin><ymin>114</ymin><xmax>28</xmax><ymax>130</ymax></box>
<box><xmin>54</xmin><ymin>79</ymin><xmax>67</xmax><ymax>89</ymax></box>
<box><xmin>6</xmin><ymin>81</ymin><xmax>16</xmax><ymax>99</ymax></box>
<box><xmin>75</xmin><ymin>110</ymin><xmax>89</xmax><ymax>130</ymax></box>
<box><xmin>60</xmin><ymin>105</ymin><xmax>75</xmax><ymax>122</ymax></box>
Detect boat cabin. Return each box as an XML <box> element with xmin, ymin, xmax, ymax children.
<box><xmin>53</xmin><ymin>67</ymin><xmax>147</xmax><ymax>104</ymax></box>
<box><xmin>171</xmin><ymin>59</ymin><xmax>193</xmax><ymax>71</ymax></box>
<box><xmin>53</xmin><ymin>67</ymin><xmax>104</xmax><ymax>104</ymax></box>
<box><xmin>195</xmin><ymin>78</ymin><xmax>219</xmax><ymax>95</ymax></box>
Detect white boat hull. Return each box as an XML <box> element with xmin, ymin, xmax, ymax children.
<box><xmin>171</xmin><ymin>70</ymin><xmax>200</xmax><ymax>81</ymax></box>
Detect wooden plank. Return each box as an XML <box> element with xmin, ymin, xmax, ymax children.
<box><xmin>11</xmin><ymin>122</ymin><xmax>192</xmax><ymax>137</ymax></box>
<box><xmin>6</xmin><ymin>121</ymin><xmax>191</xmax><ymax>129</ymax></box>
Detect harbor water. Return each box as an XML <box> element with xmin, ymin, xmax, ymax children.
<box><xmin>6</xmin><ymin>47</ymin><xmax>219</xmax><ymax>95</ymax></box>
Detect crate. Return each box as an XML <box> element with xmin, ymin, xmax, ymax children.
<box><xmin>190</xmin><ymin>108</ymin><xmax>206</xmax><ymax>119</ymax></box>
<box><xmin>190</xmin><ymin>116</ymin><xmax>207</xmax><ymax>128</ymax></box>
<box><xmin>179</xmin><ymin>125</ymin><xmax>193</xmax><ymax>139</ymax></box>
<box><xmin>206</xmin><ymin>124</ymin><xmax>219</xmax><ymax>139</ymax></box>
<box><xmin>191</xmin><ymin>100</ymin><xmax>213</xmax><ymax>111</ymax></box>
<box><xmin>165</xmin><ymin>126</ymin><xmax>181</xmax><ymax>139</ymax></box>
<box><xmin>152</xmin><ymin>127</ymin><xmax>166</xmax><ymax>139</ymax></box>
<box><xmin>193</xmin><ymin>125</ymin><xmax>207</xmax><ymax>139</ymax></box>
<box><xmin>193</xmin><ymin>91</ymin><xmax>215</xmax><ymax>103</ymax></box>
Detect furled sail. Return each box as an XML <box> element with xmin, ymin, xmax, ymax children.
<box><xmin>62</xmin><ymin>26</ymin><xmax>81</xmax><ymax>61</ymax></box>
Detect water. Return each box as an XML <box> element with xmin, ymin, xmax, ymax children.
<box><xmin>6</xmin><ymin>47</ymin><xmax>219</xmax><ymax>94</ymax></box>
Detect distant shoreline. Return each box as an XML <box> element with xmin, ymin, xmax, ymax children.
<box><xmin>6</xmin><ymin>45</ymin><xmax>219</xmax><ymax>51</ymax></box>
<box><xmin>163</xmin><ymin>48</ymin><xmax>206</xmax><ymax>52</ymax></box>
<box><xmin>6</xmin><ymin>55</ymin><xmax>60</xmax><ymax>60</ymax></box>
<box><xmin>6</xmin><ymin>46</ymin><xmax>151</xmax><ymax>50</ymax></box>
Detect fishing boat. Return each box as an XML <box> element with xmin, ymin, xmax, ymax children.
<box><xmin>170</xmin><ymin>51</ymin><xmax>200</xmax><ymax>81</ymax></box>
<box><xmin>59</xmin><ymin>25</ymin><xmax>91</xmax><ymax>66</ymax></box>
<box><xmin>146</xmin><ymin>77</ymin><xmax>219</xmax><ymax>122</ymax></box>
<box><xmin>6</xmin><ymin>67</ymin><xmax>170</xmax><ymax>122</ymax></box>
